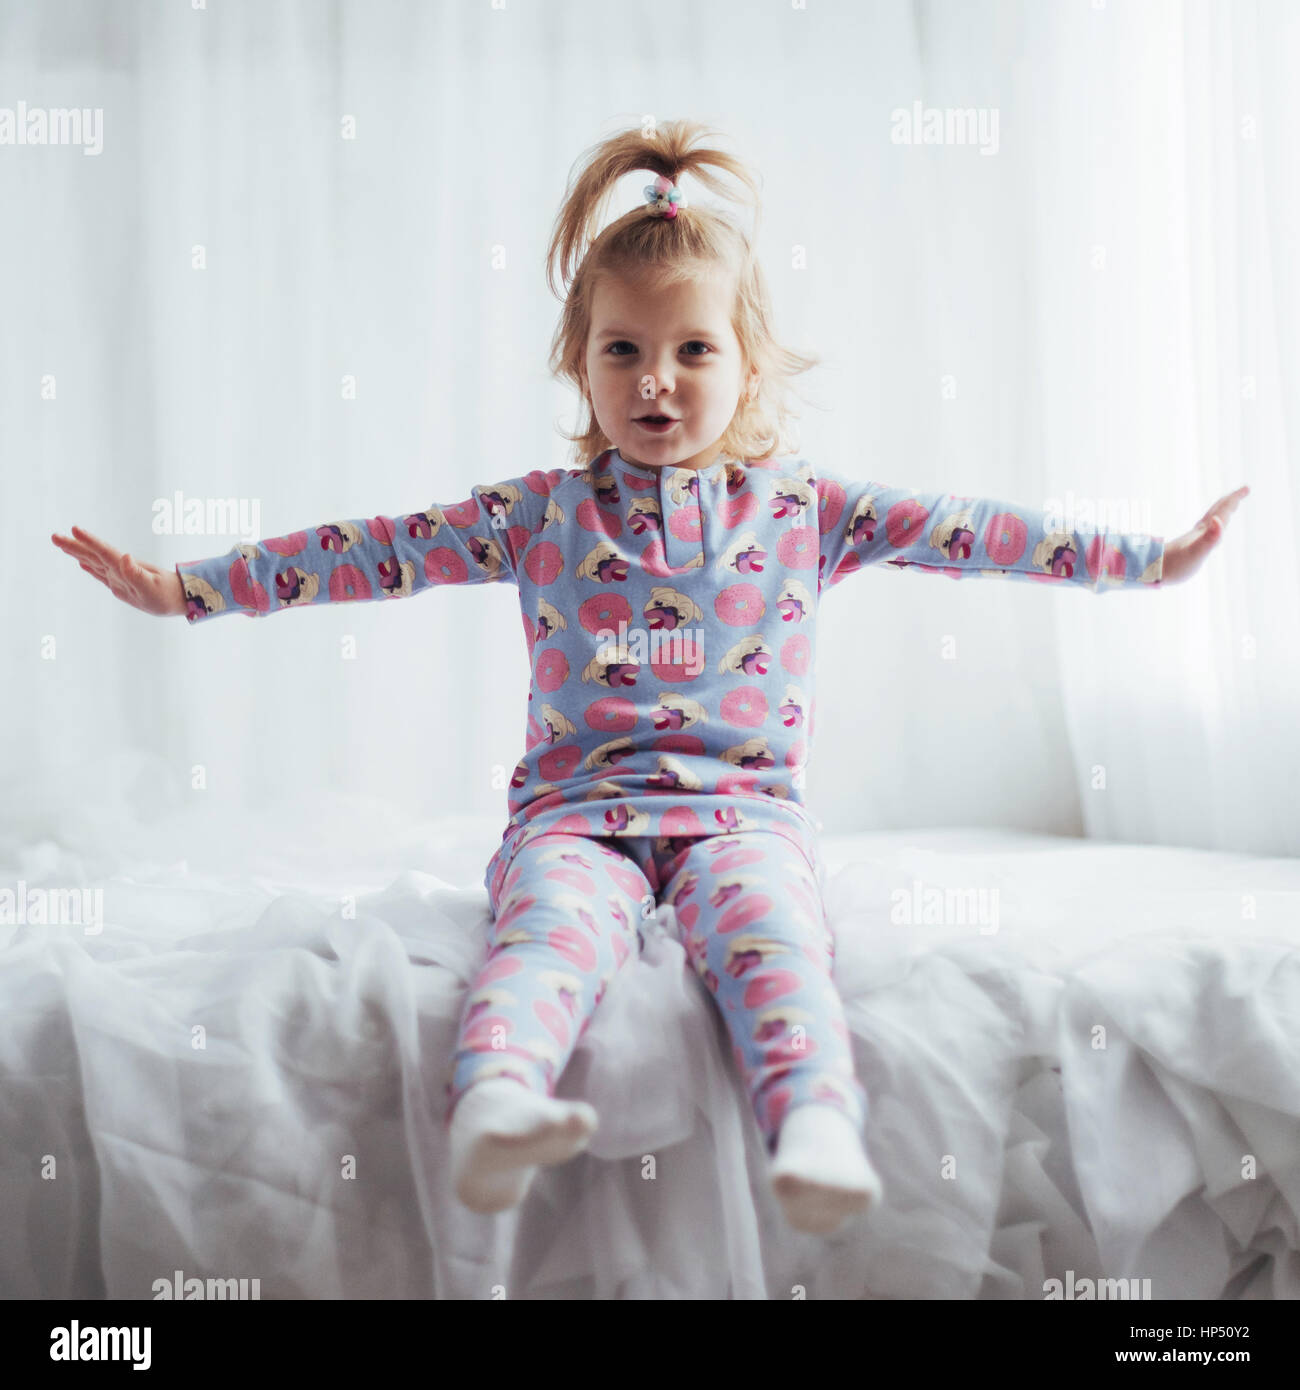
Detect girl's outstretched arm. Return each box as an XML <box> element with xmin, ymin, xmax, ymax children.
<box><xmin>814</xmin><ymin>465</ymin><xmax>1172</xmax><ymax>595</ymax></box>
<box><xmin>53</xmin><ymin>470</ymin><xmax>562</xmax><ymax>623</ymax></box>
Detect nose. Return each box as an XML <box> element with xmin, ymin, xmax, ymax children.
<box><xmin>640</xmin><ymin>352</ymin><xmax>678</xmax><ymax>397</ymax></box>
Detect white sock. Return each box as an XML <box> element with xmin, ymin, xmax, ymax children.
<box><xmin>768</xmin><ymin>1103</ymin><xmax>884</xmax><ymax>1236</ymax></box>
<box><xmin>448</xmin><ymin>1078</ymin><xmax>599</xmax><ymax>1214</ymax></box>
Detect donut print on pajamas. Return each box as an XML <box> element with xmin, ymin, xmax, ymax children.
<box><xmin>178</xmin><ymin>449</ymin><xmax>1165</xmax><ymax>1144</ymax></box>
<box><xmin>176</xmin><ymin>449</ymin><xmax>1164</xmax><ymax>847</ymax></box>
<box><xmin>445</xmin><ymin>825</ymin><xmax>868</xmax><ymax>1154</ymax></box>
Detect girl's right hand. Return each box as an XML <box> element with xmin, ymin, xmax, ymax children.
<box><xmin>50</xmin><ymin>526</ymin><xmax>187</xmax><ymax>617</ymax></box>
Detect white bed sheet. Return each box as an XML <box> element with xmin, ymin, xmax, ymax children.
<box><xmin>2</xmin><ymin>755</ymin><xmax>1297</xmax><ymax>1300</ymax></box>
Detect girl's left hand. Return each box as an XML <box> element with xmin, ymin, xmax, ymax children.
<box><xmin>1159</xmin><ymin>485</ymin><xmax>1250</xmax><ymax>585</ymax></box>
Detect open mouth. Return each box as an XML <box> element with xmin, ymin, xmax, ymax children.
<box><xmin>635</xmin><ymin>415</ymin><xmax>678</xmax><ymax>432</ymax></box>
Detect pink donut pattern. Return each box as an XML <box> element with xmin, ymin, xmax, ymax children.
<box><xmin>446</xmin><ymin>826</ymin><xmax>869</xmax><ymax>1155</ymax></box>
<box><xmin>177</xmin><ymin>450</ymin><xmax>1165</xmax><ymax>851</ymax></box>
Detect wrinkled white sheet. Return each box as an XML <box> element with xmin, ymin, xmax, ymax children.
<box><xmin>2</xmin><ymin>751</ymin><xmax>1298</xmax><ymax>1299</ymax></box>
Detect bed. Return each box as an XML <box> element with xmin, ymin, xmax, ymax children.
<box><xmin>3</xmin><ymin>753</ymin><xmax>1297</xmax><ymax>1300</ymax></box>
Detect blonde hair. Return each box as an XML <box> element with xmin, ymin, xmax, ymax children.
<box><xmin>546</xmin><ymin>119</ymin><xmax>821</xmax><ymax>467</ymax></box>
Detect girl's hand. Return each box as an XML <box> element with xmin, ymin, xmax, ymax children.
<box><xmin>50</xmin><ymin>526</ymin><xmax>187</xmax><ymax>617</ymax></box>
<box><xmin>1158</xmin><ymin>485</ymin><xmax>1250</xmax><ymax>586</ymax></box>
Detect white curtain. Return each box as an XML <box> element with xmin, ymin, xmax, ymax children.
<box><xmin>1026</xmin><ymin>0</ymin><xmax>1299</xmax><ymax>853</ymax></box>
<box><xmin>3</xmin><ymin>0</ymin><xmax>1294</xmax><ymax>858</ymax></box>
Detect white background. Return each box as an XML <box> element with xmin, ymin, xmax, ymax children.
<box><xmin>3</xmin><ymin>0</ymin><xmax>1295</xmax><ymax>855</ymax></box>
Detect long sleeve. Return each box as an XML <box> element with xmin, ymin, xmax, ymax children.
<box><xmin>175</xmin><ymin>471</ymin><xmax>562</xmax><ymax>624</ymax></box>
<box><xmin>813</xmin><ymin>464</ymin><xmax>1164</xmax><ymax>595</ymax></box>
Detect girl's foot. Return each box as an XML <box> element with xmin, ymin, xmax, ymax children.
<box><xmin>448</xmin><ymin>1078</ymin><xmax>599</xmax><ymax>1214</ymax></box>
<box><xmin>768</xmin><ymin>1103</ymin><xmax>884</xmax><ymax>1236</ymax></box>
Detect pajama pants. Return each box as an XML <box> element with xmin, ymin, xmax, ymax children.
<box><xmin>443</xmin><ymin>828</ymin><xmax>869</xmax><ymax>1156</ymax></box>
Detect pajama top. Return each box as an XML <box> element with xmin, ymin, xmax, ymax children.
<box><xmin>176</xmin><ymin>447</ymin><xmax>1165</xmax><ymax>850</ymax></box>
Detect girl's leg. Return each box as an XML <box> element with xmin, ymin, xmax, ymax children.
<box><xmin>445</xmin><ymin>832</ymin><xmax>651</xmax><ymax>1212</ymax></box>
<box><xmin>656</xmin><ymin>829</ymin><xmax>881</xmax><ymax>1233</ymax></box>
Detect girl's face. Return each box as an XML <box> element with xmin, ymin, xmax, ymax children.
<box><xmin>581</xmin><ymin>267</ymin><xmax>755</xmax><ymax>471</ymax></box>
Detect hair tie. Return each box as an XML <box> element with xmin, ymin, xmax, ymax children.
<box><xmin>643</xmin><ymin>173</ymin><xmax>685</xmax><ymax>220</ymax></box>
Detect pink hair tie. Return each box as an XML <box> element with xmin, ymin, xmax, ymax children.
<box><xmin>643</xmin><ymin>174</ymin><xmax>685</xmax><ymax>219</ymax></box>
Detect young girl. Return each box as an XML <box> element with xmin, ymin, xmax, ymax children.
<box><xmin>52</xmin><ymin>119</ymin><xmax>1248</xmax><ymax>1240</ymax></box>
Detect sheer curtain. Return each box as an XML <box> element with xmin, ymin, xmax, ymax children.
<box><xmin>1025</xmin><ymin>0</ymin><xmax>1299</xmax><ymax>853</ymax></box>
<box><xmin>3</xmin><ymin>0</ymin><xmax>1294</xmax><ymax>858</ymax></box>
